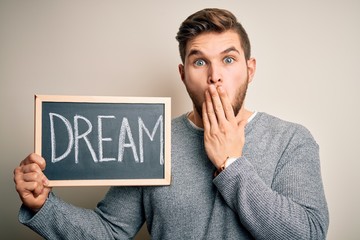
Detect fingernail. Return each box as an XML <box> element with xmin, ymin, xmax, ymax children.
<box><xmin>43</xmin><ymin>177</ymin><xmax>49</xmax><ymax>186</ymax></box>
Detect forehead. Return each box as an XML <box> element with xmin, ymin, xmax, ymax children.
<box><xmin>186</xmin><ymin>30</ymin><xmax>243</xmax><ymax>58</ymax></box>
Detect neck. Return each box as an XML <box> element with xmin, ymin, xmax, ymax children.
<box><xmin>188</xmin><ymin>106</ymin><xmax>253</xmax><ymax>129</ymax></box>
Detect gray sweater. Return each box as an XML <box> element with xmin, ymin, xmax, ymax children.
<box><xmin>19</xmin><ymin>112</ymin><xmax>329</xmax><ymax>239</ymax></box>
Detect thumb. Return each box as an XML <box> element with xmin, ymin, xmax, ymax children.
<box><xmin>237</xmin><ymin>118</ymin><xmax>247</xmax><ymax>129</ymax></box>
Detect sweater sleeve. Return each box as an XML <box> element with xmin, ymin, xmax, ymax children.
<box><xmin>213</xmin><ymin>128</ymin><xmax>329</xmax><ymax>240</ymax></box>
<box><xmin>19</xmin><ymin>187</ymin><xmax>145</xmax><ymax>239</ymax></box>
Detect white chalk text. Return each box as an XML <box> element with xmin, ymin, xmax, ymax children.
<box><xmin>49</xmin><ymin>113</ymin><xmax>164</xmax><ymax>165</ymax></box>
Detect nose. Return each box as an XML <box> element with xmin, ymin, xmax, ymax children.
<box><xmin>208</xmin><ymin>64</ymin><xmax>222</xmax><ymax>85</ymax></box>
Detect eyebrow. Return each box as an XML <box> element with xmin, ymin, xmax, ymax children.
<box><xmin>187</xmin><ymin>49</ymin><xmax>203</xmax><ymax>59</ymax></box>
<box><xmin>187</xmin><ymin>46</ymin><xmax>240</xmax><ymax>59</ymax></box>
<box><xmin>222</xmin><ymin>46</ymin><xmax>240</xmax><ymax>55</ymax></box>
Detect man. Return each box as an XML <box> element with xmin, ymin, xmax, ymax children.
<box><xmin>14</xmin><ymin>8</ymin><xmax>329</xmax><ymax>239</ymax></box>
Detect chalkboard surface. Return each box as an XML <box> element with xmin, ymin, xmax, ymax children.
<box><xmin>35</xmin><ymin>95</ymin><xmax>171</xmax><ymax>186</ymax></box>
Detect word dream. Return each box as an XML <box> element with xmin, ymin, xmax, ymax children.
<box><xmin>49</xmin><ymin>113</ymin><xmax>164</xmax><ymax>165</ymax></box>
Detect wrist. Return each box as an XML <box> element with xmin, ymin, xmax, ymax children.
<box><xmin>225</xmin><ymin>157</ymin><xmax>237</xmax><ymax>167</ymax></box>
<box><xmin>214</xmin><ymin>156</ymin><xmax>238</xmax><ymax>177</ymax></box>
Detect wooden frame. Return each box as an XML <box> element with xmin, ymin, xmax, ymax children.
<box><xmin>35</xmin><ymin>95</ymin><xmax>171</xmax><ymax>187</ymax></box>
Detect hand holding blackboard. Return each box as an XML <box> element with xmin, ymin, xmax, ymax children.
<box><xmin>34</xmin><ymin>95</ymin><xmax>171</xmax><ymax>187</ymax></box>
<box><xmin>14</xmin><ymin>153</ymin><xmax>52</xmax><ymax>211</ymax></box>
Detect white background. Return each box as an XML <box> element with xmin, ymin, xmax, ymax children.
<box><xmin>1</xmin><ymin>1</ymin><xmax>359</xmax><ymax>239</ymax></box>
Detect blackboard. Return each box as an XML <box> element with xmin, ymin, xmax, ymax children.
<box><xmin>35</xmin><ymin>95</ymin><xmax>171</xmax><ymax>186</ymax></box>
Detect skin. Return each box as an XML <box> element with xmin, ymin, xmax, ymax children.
<box><xmin>178</xmin><ymin>30</ymin><xmax>256</xmax><ymax>169</ymax></box>
<box><xmin>14</xmin><ymin>29</ymin><xmax>257</xmax><ymax>212</ymax></box>
<box><xmin>14</xmin><ymin>153</ymin><xmax>51</xmax><ymax>211</ymax></box>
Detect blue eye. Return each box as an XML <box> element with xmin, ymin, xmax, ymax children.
<box><xmin>224</xmin><ymin>57</ymin><xmax>234</xmax><ymax>64</ymax></box>
<box><xmin>194</xmin><ymin>59</ymin><xmax>206</xmax><ymax>66</ymax></box>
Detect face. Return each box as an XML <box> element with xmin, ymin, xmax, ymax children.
<box><xmin>179</xmin><ymin>30</ymin><xmax>256</xmax><ymax>119</ymax></box>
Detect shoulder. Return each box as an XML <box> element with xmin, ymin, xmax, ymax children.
<box><xmin>171</xmin><ymin>114</ymin><xmax>188</xmax><ymax>132</ymax></box>
<box><xmin>171</xmin><ymin>113</ymin><xmax>203</xmax><ymax>135</ymax></box>
<box><xmin>252</xmin><ymin>112</ymin><xmax>317</xmax><ymax>146</ymax></box>
<box><xmin>171</xmin><ymin>114</ymin><xmax>186</xmax><ymax>125</ymax></box>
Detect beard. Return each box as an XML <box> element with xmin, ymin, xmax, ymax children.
<box><xmin>188</xmin><ymin>76</ymin><xmax>249</xmax><ymax>119</ymax></box>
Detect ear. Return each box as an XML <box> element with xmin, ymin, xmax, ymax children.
<box><xmin>178</xmin><ymin>64</ymin><xmax>185</xmax><ymax>82</ymax></box>
<box><xmin>246</xmin><ymin>58</ymin><xmax>256</xmax><ymax>83</ymax></box>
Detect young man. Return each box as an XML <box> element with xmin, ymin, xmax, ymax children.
<box><xmin>14</xmin><ymin>8</ymin><xmax>329</xmax><ymax>239</ymax></box>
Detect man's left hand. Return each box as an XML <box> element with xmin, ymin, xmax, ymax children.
<box><xmin>202</xmin><ymin>85</ymin><xmax>246</xmax><ymax>169</ymax></box>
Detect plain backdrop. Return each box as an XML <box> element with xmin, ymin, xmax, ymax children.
<box><xmin>1</xmin><ymin>1</ymin><xmax>359</xmax><ymax>239</ymax></box>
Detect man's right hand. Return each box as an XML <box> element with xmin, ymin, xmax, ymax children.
<box><xmin>14</xmin><ymin>153</ymin><xmax>52</xmax><ymax>212</ymax></box>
